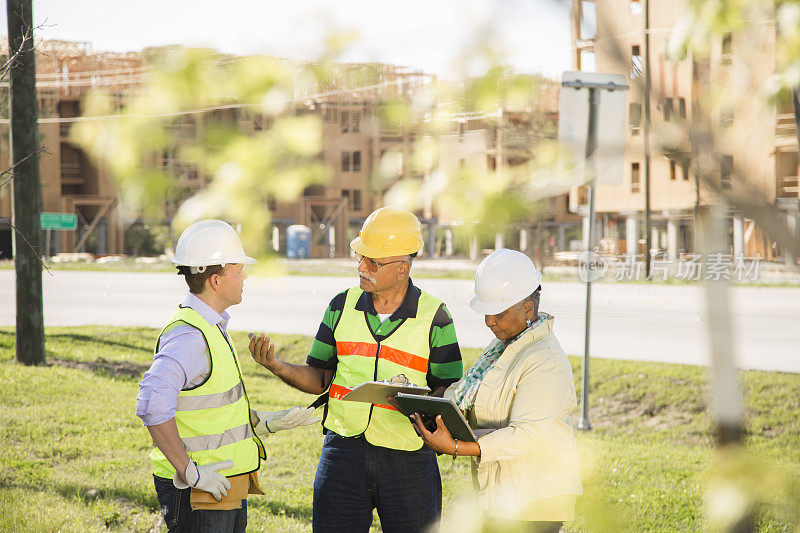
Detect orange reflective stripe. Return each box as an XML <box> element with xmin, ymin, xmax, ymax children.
<box><xmin>328</xmin><ymin>384</ymin><xmax>397</xmax><ymax>411</ymax></box>
<box><xmin>329</xmin><ymin>383</ymin><xmax>352</xmax><ymax>400</ymax></box>
<box><xmin>378</xmin><ymin>345</ymin><xmax>429</xmax><ymax>374</ymax></box>
<box><xmin>336</xmin><ymin>341</ymin><xmax>377</xmax><ymax>358</ymax></box>
<box><xmin>336</xmin><ymin>341</ymin><xmax>428</xmax><ymax>374</ymax></box>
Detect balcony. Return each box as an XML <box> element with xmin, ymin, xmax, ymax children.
<box><xmin>778</xmin><ymin>175</ymin><xmax>799</xmax><ymax>199</ymax></box>
<box><xmin>60</xmin><ymin>162</ymin><xmax>83</xmax><ymax>184</ymax></box>
<box><xmin>776</xmin><ymin>113</ymin><xmax>796</xmax><ymax>137</ymax></box>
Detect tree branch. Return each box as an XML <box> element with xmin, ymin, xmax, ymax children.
<box><xmin>7</xmin><ymin>220</ymin><xmax>53</xmax><ymax>275</ymax></box>
<box><xmin>0</xmin><ymin>146</ymin><xmax>50</xmax><ymax>190</ymax></box>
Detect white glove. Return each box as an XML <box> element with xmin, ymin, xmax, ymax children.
<box><xmin>172</xmin><ymin>459</ymin><xmax>234</xmax><ymax>501</ymax></box>
<box><xmin>251</xmin><ymin>406</ymin><xmax>320</xmax><ymax>438</ymax></box>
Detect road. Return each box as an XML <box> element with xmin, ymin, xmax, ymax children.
<box><xmin>1</xmin><ymin>270</ymin><xmax>798</xmax><ymax>372</ymax></box>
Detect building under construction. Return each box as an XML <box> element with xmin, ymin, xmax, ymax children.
<box><xmin>0</xmin><ymin>40</ymin><xmax>575</xmax><ymax>260</ymax></box>
<box><xmin>569</xmin><ymin>0</ymin><xmax>799</xmax><ymax>264</ymax></box>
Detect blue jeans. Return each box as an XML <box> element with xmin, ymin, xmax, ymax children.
<box><xmin>312</xmin><ymin>432</ymin><xmax>442</xmax><ymax>533</ymax></box>
<box><xmin>153</xmin><ymin>475</ymin><xmax>247</xmax><ymax>533</ymax></box>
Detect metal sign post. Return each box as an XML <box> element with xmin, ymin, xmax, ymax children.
<box><xmin>560</xmin><ymin>74</ymin><xmax>628</xmax><ymax>431</ymax></box>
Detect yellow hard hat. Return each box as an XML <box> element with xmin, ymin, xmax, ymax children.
<box><xmin>350</xmin><ymin>206</ymin><xmax>424</xmax><ymax>258</ymax></box>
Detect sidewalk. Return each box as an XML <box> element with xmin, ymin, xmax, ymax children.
<box><xmin>2</xmin><ymin>255</ymin><xmax>798</xmax><ymax>285</ymax></box>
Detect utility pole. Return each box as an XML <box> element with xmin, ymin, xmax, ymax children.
<box><xmin>643</xmin><ymin>0</ymin><xmax>653</xmax><ymax>278</ymax></box>
<box><xmin>792</xmin><ymin>87</ymin><xmax>800</xmax><ymax>153</ymax></box>
<box><xmin>7</xmin><ymin>0</ymin><xmax>45</xmax><ymax>365</ymax></box>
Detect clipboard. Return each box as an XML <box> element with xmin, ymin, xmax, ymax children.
<box><xmin>395</xmin><ymin>393</ymin><xmax>477</xmax><ymax>443</ymax></box>
<box><xmin>340</xmin><ymin>381</ymin><xmax>430</xmax><ymax>404</ymax></box>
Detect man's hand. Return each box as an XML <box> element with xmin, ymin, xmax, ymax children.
<box><xmin>173</xmin><ymin>460</ymin><xmax>234</xmax><ymax>501</ymax></box>
<box><xmin>248</xmin><ymin>333</ymin><xmax>278</xmax><ymax>371</ymax></box>
<box><xmin>250</xmin><ymin>406</ymin><xmax>320</xmax><ymax>439</ymax></box>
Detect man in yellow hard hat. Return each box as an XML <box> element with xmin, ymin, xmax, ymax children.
<box><xmin>249</xmin><ymin>206</ymin><xmax>464</xmax><ymax>532</ymax></box>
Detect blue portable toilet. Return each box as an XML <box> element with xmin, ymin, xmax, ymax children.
<box><xmin>286</xmin><ymin>225</ymin><xmax>311</xmax><ymax>258</ymax></box>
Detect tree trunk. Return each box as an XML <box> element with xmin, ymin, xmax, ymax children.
<box><xmin>8</xmin><ymin>0</ymin><xmax>45</xmax><ymax>365</ymax></box>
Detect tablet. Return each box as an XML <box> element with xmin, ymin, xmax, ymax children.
<box><xmin>395</xmin><ymin>393</ymin><xmax>477</xmax><ymax>443</ymax></box>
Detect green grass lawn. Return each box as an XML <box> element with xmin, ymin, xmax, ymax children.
<box><xmin>1</xmin><ymin>327</ymin><xmax>799</xmax><ymax>532</ymax></box>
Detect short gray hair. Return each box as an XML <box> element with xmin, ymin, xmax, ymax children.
<box><xmin>518</xmin><ymin>286</ymin><xmax>542</xmax><ymax>315</ymax></box>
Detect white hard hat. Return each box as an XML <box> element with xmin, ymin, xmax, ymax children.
<box><xmin>173</xmin><ymin>219</ymin><xmax>255</xmax><ymax>274</ymax></box>
<box><xmin>469</xmin><ymin>249</ymin><xmax>542</xmax><ymax>315</ymax></box>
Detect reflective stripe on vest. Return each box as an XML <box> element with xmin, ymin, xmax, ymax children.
<box><xmin>149</xmin><ymin>307</ymin><xmax>265</xmax><ymax>479</ymax></box>
<box><xmin>329</xmin><ymin>383</ymin><xmax>397</xmax><ymax>411</ymax></box>
<box><xmin>181</xmin><ymin>423</ymin><xmax>253</xmax><ymax>453</ymax></box>
<box><xmin>175</xmin><ymin>382</ymin><xmax>245</xmax><ymax>412</ymax></box>
<box><xmin>324</xmin><ymin>286</ymin><xmax>442</xmax><ymax>450</ymax></box>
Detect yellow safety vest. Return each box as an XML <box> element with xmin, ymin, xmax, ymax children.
<box><xmin>149</xmin><ymin>306</ymin><xmax>265</xmax><ymax>479</ymax></box>
<box><xmin>325</xmin><ymin>287</ymin><xmax>441</xmax><ymax>451</ymax></box>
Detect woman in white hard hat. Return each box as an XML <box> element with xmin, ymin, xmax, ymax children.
<box><xmin>412</xmin><ymin>248</ymin><xmax>582</xmax><ymax>533</ymax></box>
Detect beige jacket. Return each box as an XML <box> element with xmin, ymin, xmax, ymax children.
<box><xmin>445</xmin><ymin>316</ymin><xmax>582</xmax><ymax>521</ymax></box>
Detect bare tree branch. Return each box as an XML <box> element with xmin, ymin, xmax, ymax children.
<box><xmin>0</xmin><ymin>145</ymin><xmax>50</xmax><ymax>190</ymax></box>
<box><xmin>7</xmin><ymin>219</ymin><xmax>53</xmax><ymax>275</ymax></box>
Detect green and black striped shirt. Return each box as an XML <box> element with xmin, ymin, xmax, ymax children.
<box><xmin>306</xmin><ymin>280</ymin><xmax>463</xmax><ymax>390</ymax></box>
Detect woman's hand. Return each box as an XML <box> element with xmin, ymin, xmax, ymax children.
<box><xmin>411</xmin><ymin>413</ymin><xmax>456</xmax><ymax>455</ymax></box>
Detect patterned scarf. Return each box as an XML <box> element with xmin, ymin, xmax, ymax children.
<box><xmin>452</xmin><ymin>312</ymin><xmax>548</xmax><ymax>412</ymax></box>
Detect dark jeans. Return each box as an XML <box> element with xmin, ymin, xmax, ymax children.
<box><xmin>153</xmin><ymin>475</ymin><xmax>247</xmax><ymax>533</ymax></box>
<box><xmin>312</xmin><ymin>432</ymin><xmax>442</xmax><ymax>533</ymax></box>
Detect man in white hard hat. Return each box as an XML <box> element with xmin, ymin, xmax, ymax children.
<box><xmin>249</xmin><ymin>206</ymin><xmax>464</xmax><ymax>532</ymax></box>
<box><xmin>136</xmin><ymin>219</ymin><xmax>319</xmax><ymax>532</ymax></box>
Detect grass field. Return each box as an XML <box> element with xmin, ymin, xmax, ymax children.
<box><xmin>1</xmin><ymin>326</ymin><xmax>799</xmax><ymax>532</ymax></box>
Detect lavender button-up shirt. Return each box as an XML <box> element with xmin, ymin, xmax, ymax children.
<box><xmin>135</xmin><ymin>293</ymin><xmax>232</xmax><ymax>427</ymax></box>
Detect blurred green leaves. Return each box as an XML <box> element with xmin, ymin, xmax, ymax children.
<box><xmin>72</xmin><ymin>47</ymin><xmax>325</xmax><ymax>258</ymax></box>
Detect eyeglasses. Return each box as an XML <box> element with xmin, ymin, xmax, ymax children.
<box><xmin>355</xmin><ymin>253</ymin><xmax>408</xmax><ymax>271</ymax></box>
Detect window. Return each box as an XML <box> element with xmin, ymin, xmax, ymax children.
<box><xmin>681</xmin><ymin>161</ymin><xmax>690</xmax><ymax>181</ymax></box>
<box><xmin>721</xmin><ymin>155</ymin><xmax>733</xmax><ymax>190</ymax></box>
<box><xmin>629</xmin><ymin>102</ymin><xmax>642</xmax><ymax>134</ymax></box>
<box><xmin>341</xmin><ymin>111</ymin><xmax>360</xmax><ymax>133</ymax></box>
<box><xmin>678</xmin><ymin>98</ymin><xmax>687</xmax><ymax>119</ymax></box>
<box><xmin>458</xmin><ymin>121</ymin><xmax>465</xmax><ymax>139</ymax></box>
<box><xmin>323</xmin><ymin>106</ymin><xmax>338</xmax><ymax>123</ymax></box>
<box><xmin>580</xmin><ymin>50</ymin><xmax>596</xmax><ymax>72</ymax></box>
<box><xmin>631</xmin><ymin>162</ymin><xmax>641</xmax><ymax>192</ymax></box>
<box><xmin>631</xmin><ymin>45</ymin><xmax>643</xmax><ymax>79</ymax></box>
<box><xmin>721</xmin><ymin>33</ymin><xmax>733</xmax><ymax>65</ymax></box>
<box><xmin>630</xmin><ymin>0</ymin><xmax>642</xmax><ymax>15</ymax></box>
<box><xmin>670</xmin><ymin>159</ymin><xmax>677</xmax><ymax>181</ymax></box>
<box><xmin>352</xmin><ymin>189</ymin><xmax>362</xmax><ymax>211</ymax></box>
<box><xmin>352</xmin><ymin>151</ymin><xmax>361</xmax><ymax>172</ymax></box>
<box><xmin>663</xmin><ymin>98</ymin><xmax>674</xmax><ymax>122</ymax></box>
<box><xmin>341</xmin><ymin>151</ymin><xmax>350</xmax><ymax>172</ymax></box>
<box><xmin>580</xmin><ymin>1</ymin><xmax>596</xmax><ymax>40</ymax></box>
<box><xmin>60</xmin><ymin>144</ymin><xmax>83</xmax><ymax>180</ymax></box>
<box><xmin>720</xmin><ymin>108</ymin><xmax>734</xmax><ymax>128</ymax></box>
